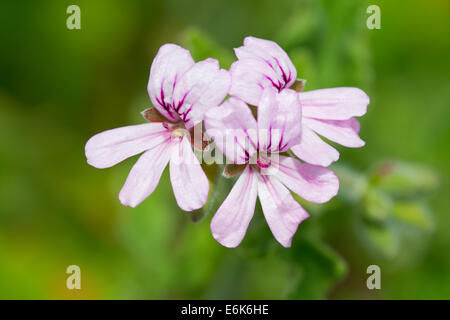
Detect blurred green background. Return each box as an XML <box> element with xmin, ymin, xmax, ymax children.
<box><xmin>0</xmin><ymin>0</ymin><xmax>449</xmax><ymax>299</ymax></box>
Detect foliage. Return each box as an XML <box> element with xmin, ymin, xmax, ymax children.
<box><xmin>0</xmin><ymin>0</ymin><xmax>449</xmax><ymax>299</ymax></box>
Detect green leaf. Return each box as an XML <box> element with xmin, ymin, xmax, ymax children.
<box><xmin>365</xmin><ymin>223</ymin><xmax>400</xmax><ymax>259</ymax></box>
<box><xmin>284</xmin><ymin>237</ymin><xmax>348</xmax><ymax>299</ymax></box>
<box><xmin>275</xmin><ymin>5</ymin><xmax>320</xmax><ymax>49</ymax></box>
<box><xmin>371</xmin><ymin>160</ymin><xmax>438</xmax><ymax>199</ymax></box>
<box><xmin>363</xmin><ymin>188</ymin><xmax>393</xmax><ymax>222</ymax></box>
<box><xmin>333</xmin><ymin>164</ymin><xmax>369</xmax><ymax>204</ymax></box>
<box><xmin>392</xmin><ymin>202</ymin><xmax>434</xmax><ymax>231</ymax></box>
<box><xmin>288</xmin><ymin>48</ymin><xmax>318</xmax><ymax>89</ymax></box>
<box><xmin>183</xmin><ymin>28</ymin><xmax>234</xmax><ymax>69</ymax></box>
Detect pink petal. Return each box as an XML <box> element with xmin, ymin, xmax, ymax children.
<box><xmin>303</xmin><ymin>117</ymin><xmax>365</xmax><ymax>148</ymax></box>
<box><xmin>257</xmin><ymin>174</ymin><xmax>309</xmax><ymax>248</ymax></box>
<box><xmin>257</xmin><ymin>87</ymin><xmax>302</xmax><ymax>152</ymax></box>
<box><xmin>237</xmin><ymin>37</ymin><xmax>297</xmax><ymax>77</ymax></box>
<box><xmin>85</xmin><ymin>123</ymin><xmax>170</xmax><ymax>169</ymax></box>
<box><xmin>172</xmin><ymin>58</ymin><xmax>230</xmax><ymax>129</ymax></box>
<box><xmin>236</xmin><ymin>37</ymin><xmax>296</xmax><ymax>87</ymax></box>
<box><xmin>301</xmin><ymin>87</ymin><xmax>370</xmax><ymax>120</ymax></box>
<box><xmin>274</xmin><ymin>156</ymin><xmax>339</xmax><ymax>204</ymax></box>
<box><xmin>170</xmin><ymin>136</ymin><xmax>209</xmax><ymax>211</ymax></box>
<box><xmin>119</xmin><ymin>138</ymin><xmax>173</xmax><ymax>208</ymax></box>
<box><xmin>210</xmin><ymin>166</ymin><xmax>258</xmax><ymax>248</ymax></box>
<box><xmin>147</xmin><ymin>44</ymin><xmax>195</xmax><ymax>122</ymax></box>
<box><xmin>230</xmin><ymin>37</ymin><xmax>297</xmax><ymax>105</ymax></box>
<box><xmin>204</xmin><ymin>97</ymin><xmax>257</xmax><ymax>164</ymax></box>
<box><xmin>290</xmin><ymin>124</ymin><xmax>340</xmax><ymax>167</ymax></box>
<box><xmin>229</xmin><ymin>58</ymin><xmax>280</xmax><ymax>106</ymax></box>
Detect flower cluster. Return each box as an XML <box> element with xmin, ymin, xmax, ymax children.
<box><xmin>85</xmin><ymin>37</ymin><xmax>369</xmax><ymax>248</ymax></box>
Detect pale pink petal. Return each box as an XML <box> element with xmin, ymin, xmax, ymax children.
<box><xmin>210</xmin><ymin>166</ymin><xmax>258</xmax><ymax>248</ymax></box>
<box><xmin>229</xmin><ymin>58</ymin><xmax>280</xmax><ymax>106</ymax></box>
<box><xmin>230</xmin><ymin>37</ymin><xmax>297</xmax><ymax>106</ymax></box>
<box><xmin>169</xmin><ymin>136</ymin><xmax>209</xmax><ymax>211</ymax></box>
<box><xmin>257</xmin><ymin>174</ymin><xmax>309</xmax><ymax>248</ymax></box>
<box><xmin>147</xmin><ymin>44</ymin><xmax>195</xmax><ymax>122</ymax></box>
<box><xmin>274</xmin><ymin>156</ymin><xmax>339</xmax><ymax>204</ymax></box>
<box><xmin>172</xmin><ymin>58</ymin><xmax>230</xmax><ymax>129</ymax></box>
<box><xmin>301</xmin><ymin>87</ymin><xmax>370</xmax><ymax>120</ymax></box>
<box><xmin>303</xmin><ymin>117</ymin><xmax>365</xmax><ymax>148</ymax></box>
<box><xmin>85</xmin><ymin>123</ymin><xmax>170</xmax><ymax>169</ymax></box>
<box><xmin>290</xmin><ymin>125</ymin><xmax>339</xmax><ymax>167</ymax></box>
<box><xmin>119</xmin><ymin>138</ymin><xmax>173</xmax><ymax>208</ymax></box>
<box><xmin>235</xmin><ymin>37</ymin><xmax>296</xmax><ymax>88</ymax></box>
<box><xmin>257</xmin><ymin>87</ymin><xmax>302</xmax><ymax>152</ymax></box>
<box><xmin>204</xmin><ymin>97</ymin><xmax>257</xmax><ymax>164</ymax></box>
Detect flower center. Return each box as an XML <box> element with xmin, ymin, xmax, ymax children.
<box><xmin>256</xmin><ymin>156</ymin><xmax>271</xmax><ymax>169</ymax></box>
<box><xmin>163</xmin><ymin>121</ymin><xmax>188</xmax><ymax>139</ymax></box>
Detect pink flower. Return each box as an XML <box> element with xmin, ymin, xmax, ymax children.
<box><xmin>230</xmin><ymin>36</ymin><xmax>370</xmax><ymax>167</ymax></box>
<box><xmin>205</xmin><ymin>88</ymin><xmax>339</xmax><ymax>248</ymax></box>
<box><xmin>85</xmin><ymin>44</ymin><xmax>230</xmax><ymax>211</ymax></box>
